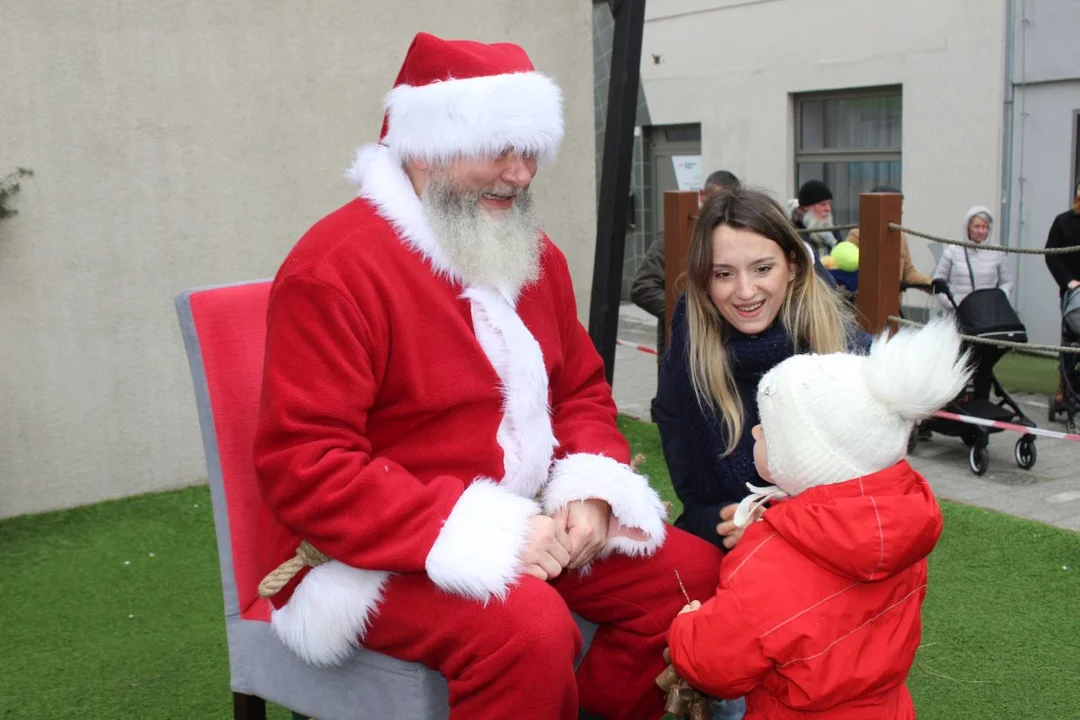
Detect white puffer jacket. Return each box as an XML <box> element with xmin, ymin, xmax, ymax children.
<box><xmin>932</xmin><ymin>205</ymin><xmax>1013</xmax><ymax>312</ymax></box>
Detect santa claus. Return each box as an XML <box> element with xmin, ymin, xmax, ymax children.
<box><xmin>253</xmin><ymin>31</ymin><xmax>722</xmax><ymax>720</ymax></box>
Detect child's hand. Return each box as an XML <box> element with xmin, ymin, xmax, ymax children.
<box><xmin>717</xmin><ymin>503</ymin><xmax>764</xmax><ymax>549</ymax></box>
<box><xmin>678</xmin><ymin>600</ymin><xmax>701</xmax><ymax>616</ymax></box>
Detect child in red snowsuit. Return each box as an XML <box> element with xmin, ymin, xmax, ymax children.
<box><xmin>668</xmin><ymin>318</ymin><xmax>971</xmax><ymax>719</ymax></box>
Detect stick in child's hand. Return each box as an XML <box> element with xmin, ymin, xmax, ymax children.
<box><xmin>674</xmin><ymin>569</ymin><xmax>692</xmax><ymax>605</ymax></box>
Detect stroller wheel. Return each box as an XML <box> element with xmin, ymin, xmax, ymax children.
<box><xmin>968</xmin><ymin>445</ymin><xmax>989</xmax><ymax>476</ymax></box>
<box><xmin>1049</xmin><ymin>403</ymin><xmax>1057</xmax><ymax>423</ymax></box>
<box><xmin>1014</xmin><ymin>436</ymin><xmax>1037</xmax><ymax>470</ymax></box>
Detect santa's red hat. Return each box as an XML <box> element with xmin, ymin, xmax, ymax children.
<box><xmin>377</xmin><ymin>32</ymin><xmax>564</xmax><ymax>163</ymax></box>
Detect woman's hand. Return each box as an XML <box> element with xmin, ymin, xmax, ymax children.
<box><xmin>716</xmin><ymin>503</ymin><xmax>763</xmax><ymax>550</ymax></box>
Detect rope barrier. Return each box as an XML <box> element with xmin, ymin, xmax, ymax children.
<box><xmin>616</xmin><ymin>335</ymin><xmax>1080</xmax><ymax>442</ymax></box>
<box><xmin>890</xmin><ymin>223</ymin><xmax>1080</xmax><ymax>255</ymax></box>
<box><xmin>797</xmin><ymin>224</ymin><xmax>859</xmax><ymax>234</ymax></box>
<box><xmin>887</xmin><ymin>315</ymin><xmax>1078</xmax><ymax>355</ymax></box>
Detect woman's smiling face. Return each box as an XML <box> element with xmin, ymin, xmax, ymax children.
<box><xmin>708</xmin><ymin>224</ymin><xmax>793</xmax><ymax>335</ymax></box>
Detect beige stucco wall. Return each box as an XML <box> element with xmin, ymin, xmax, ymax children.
<box><xmin>0</xmin><ymin>1</ymin><xmax>596</xmax><ymax>518</ymax></box>
<box><xmin>641</xmin><ymin>0</ymin><xmax>1007</xmax><ymax>305</ymax></box>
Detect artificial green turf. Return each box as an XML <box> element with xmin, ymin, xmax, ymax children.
<box><xmin>994</xmin><ymin>351</ymin><xmax>1059</xmax><ymax>397</ymax></box>
<box><xmin>1</xmin><ymin>418</ymin><xmax>1078</xmax><ymax>719</ymax></box>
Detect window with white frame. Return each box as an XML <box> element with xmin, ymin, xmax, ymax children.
<box><xmin>794</xmin><ymin>87</ymin><xmax>903</xmax><ymax>226</ymax></box>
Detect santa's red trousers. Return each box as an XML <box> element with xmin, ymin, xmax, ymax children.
<box><xmin>360</xmin><ymin>526</ymin><xmax>722</xmax><ymax>719</ymax></box>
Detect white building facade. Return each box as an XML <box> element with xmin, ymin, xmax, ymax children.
<box><xmin>634</xmin><ymin>0</ymin><xmax>1080</xmax><ymax>342</ymax></box>
<box><xmin>0</xmin><ymin>2</ymin><xmax>597</xmax><ymax>518</ymax></box>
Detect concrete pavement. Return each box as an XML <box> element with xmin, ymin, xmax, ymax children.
<box><xmin>612</xmin><ymin>303</ymin><xmax>1080</xmax><ymax>533</ymax></box>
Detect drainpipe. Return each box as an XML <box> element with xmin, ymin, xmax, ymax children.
<box><xmin>1000</xmin><ymin>0</ymin><xmax>1016</xmax><ymax>250</ymax></box>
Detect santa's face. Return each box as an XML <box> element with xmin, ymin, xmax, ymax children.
<box><xmin>445</xmin><ymin>150</ymin><xmax>538</xmax><ymax>213</ymax></box>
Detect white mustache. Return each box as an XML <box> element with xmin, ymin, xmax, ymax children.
<box><xmin>483</xmin><ymin>184</ymin><xmax>524</xmax><ymax>198</ymax></box>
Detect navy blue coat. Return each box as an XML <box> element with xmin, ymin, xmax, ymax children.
<box><xmin>655</xmin><ymin>294</ymin><xmax>870</xmax><ymax>549</ymax></box>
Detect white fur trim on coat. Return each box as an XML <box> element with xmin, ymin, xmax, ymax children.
<box><xmin>543</xmin><ymin>454</ymin><xmax>667</xmax><ymax>558</ymax></box>
<box><xmin>382</xmin><ymin>72</ymin><xmax>563</xmax><ymax>164</ymax></box>
<box><xmin>465</xmin><ymin>286</ymin><xmax>557</xmax><ymax>499</ymax></box>
<box><xmin>347</xmin><ymin>147</ymin><xmax>558</xmax><ymax>498</ymax></box>
<box><xmin>347</xmin><ymin>144</ymin><xmax>461</xmax><ymax>283</ymax></box>
<box><xmin>270</xmin><ymin>561</ymin><xmax>390</xmax><ymax>667</ymax></box>
<box><xmin>426</xmin><ymin>479</ymin><xmax>540</xmax><ymax>602</ymax></box>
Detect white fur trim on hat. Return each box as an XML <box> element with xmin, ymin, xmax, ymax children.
<box><xmin>425</xmin><ymin>479</ymin><xmax>540</xmax><ymax>603</ymax></box>
<box><xmin>543</xmin><ymin>453</ymin><xmax>667</xmax><ymax>558</ymax></box>
<box><xmin>346</xmin><ymin>144</ymin><xmax>460</xmax><ymax>283</ymax></box>
<box><xmin>757</xmin><ymin>318</ymin><xmax>971</xmax><ymax>496</ymax></box>
<box><xmin>382</xmin><ymin>72</ymin><xmax>564</xmax><ymax>164</ymax></box>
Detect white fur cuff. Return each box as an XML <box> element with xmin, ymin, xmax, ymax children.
<box><xmin>270</xmin><ymin>561</ymin><xmax>390</xmax><ymax>667</ymax></box>
<box><xmin>543</xmin><ymin>454</ymin><xmax>667</xmax><ymax>557</ymax></box>
<box><xmin>425</xmin><ymin>479</ymin><xmax>540</xmax><ymax>603</ymax></box>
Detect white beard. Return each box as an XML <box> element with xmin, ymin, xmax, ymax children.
<box><xmin>422</xmin><ymin>176</ymin><xmax>542</xmax><ymax>297</ymax></box>
<box><xmin>802</xmin><ymin>208</ymin><xmax>838</xmax><ymax>251</ymax></box>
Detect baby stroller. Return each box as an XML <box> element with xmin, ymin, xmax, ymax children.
<box><xmin>907</xmin><ymin>281</ymin><xmax>1038</xmax><ymax>476</ymax></box>
<box><xmin>1048</xmin><ymin>288</ymin><xmax>1080</xmax><ymax>432</ymax></box>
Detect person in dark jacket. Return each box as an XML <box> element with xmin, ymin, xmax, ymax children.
<box><xmin>1045</xmin><ymin>181</ymin><xmax>1080</xmax><ymax>405</ymax></box>
<box><xmin>654</xmin><ymin>187</ymin><xmax>869</xmax><ymax>551</ymax></box>
<box><xmin>631</xmin><ymin>170</ymin><xmax>741</xmax><ymax>359</ymax></box>
<box><xmin>1045</xmin><ymin>181</ymin><xmax>1080</xmax><ymax>298</ymax></box>
<box><xmin>789</xmin><ymin>179</ymin><xmax>842</xmax><ymax>259</ymax></box>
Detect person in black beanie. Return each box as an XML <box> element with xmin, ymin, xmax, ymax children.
<box><xmin>789</xmin><ymin>179</ymin><xmax>840</xmax><ymax>258</ymax></box>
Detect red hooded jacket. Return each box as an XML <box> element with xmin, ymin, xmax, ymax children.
<box><xmin>668</xmin><ymin>461</ymin><xmax>942</xmax><ymax>719</ymax></box>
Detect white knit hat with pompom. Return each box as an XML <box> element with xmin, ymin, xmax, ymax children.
<box><xmin>756</xmin><ymin>318</ymin><xmax>972</xmax><ymax>497</ymax></box>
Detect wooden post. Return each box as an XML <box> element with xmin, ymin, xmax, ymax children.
<box><xmin>663</xmin><ymin>191</ymin><xmax>700</xmax><ymax>348</ymax></box>
<box><xmin>854</xmin><ymin>192</ymin><xmax>903</xmax><ymax>335</ymax></box>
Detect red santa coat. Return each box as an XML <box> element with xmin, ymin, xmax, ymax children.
<box><xmin>668</xmin><ymin>461</ymin><xmax>942</xmax><ymax>719</ymax></box>
<box><xmin>252</xmin><ymin>145</ymin><xmax>666</xmax><ymax>666</ymax></box>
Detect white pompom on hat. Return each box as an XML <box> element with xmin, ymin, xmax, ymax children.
<box><xmin>755</xmin><ymin>318</ymin><xmax>972</xmax><ymax>497</ymax></box>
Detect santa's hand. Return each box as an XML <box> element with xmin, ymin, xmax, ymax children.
<box><xmin>519</xmin><ymin>514</ymin><xmax>573</xmax><ymax>581</ymax></box>
<box><xmin>555</xmin><ymin>499</ymin><xmax>611</xmax><ymax>570</ymax></box>
<box><xmin>678</xmin><ymin>600</ymin><xmax>702</xmax><ymax>616</ymax></box>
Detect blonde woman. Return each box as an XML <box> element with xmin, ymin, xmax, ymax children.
<box><xmin>655</xmin><ymin>187</ymin><xmax>869</xmax><ymax>551</ymax></box>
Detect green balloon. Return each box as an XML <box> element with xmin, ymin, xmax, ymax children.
<box><xmin>830</xmin><ymin>241</ymin><xmax>860</xmax><ymax>272</ymax></box>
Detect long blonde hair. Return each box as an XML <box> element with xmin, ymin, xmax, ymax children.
<box><xmin>685</xmin><ymin>187</ymin><xmax>853</xmax><ymax>455</ymax></box>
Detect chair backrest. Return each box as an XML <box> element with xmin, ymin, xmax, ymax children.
<box><xmin>176</xmin><ymin>280</ymin><xmax>274</xmax><ymax>623</ymax></box>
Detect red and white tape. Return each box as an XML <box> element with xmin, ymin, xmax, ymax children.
<box><xmin>614</xmin><ymin>338</ymin><xmax>1080</xmax><ymax>443</ymax></box>
<box><xmin>615</xmin><ymin>338</ymin><xmax>658</xmax><ymax>356</ymax></box>
<box><xmin>932</xmin><ymin>410</ymin><xmax>1080</xmax><ymax>443</ymax></box>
